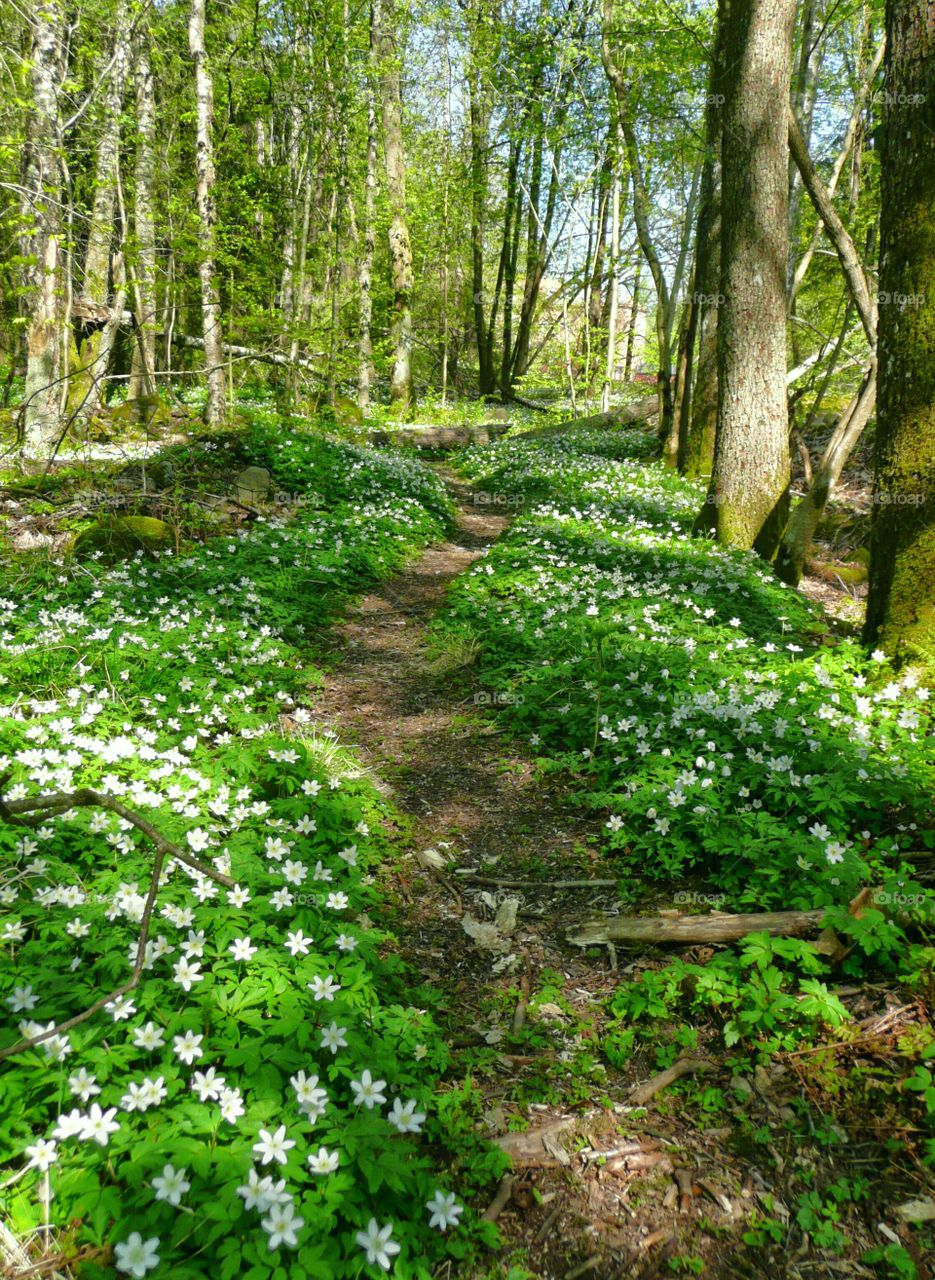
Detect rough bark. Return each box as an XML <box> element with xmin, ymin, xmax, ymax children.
<box><xmin>698</xmin><ymin>0</ymin><xmax>797</xmax><ymax>556</ymax></box>
<box><xmin>188</xmin><ymin>0</ymin><xmax>227</xmax><ymax>425</ymax></box>
<box><xmin>373</xmin><ymin>0</ymin><xmax>414</xmax><ymax>409</ymax></box>
<box><xmin>20</xmin><ymin>0</ymin><xmax>67</xmax><ymax>458</ymax></box>
<box><xmin>864</xmin><ymin>0</ymin><xmax>935</xmax><ymax>664</ymax></box>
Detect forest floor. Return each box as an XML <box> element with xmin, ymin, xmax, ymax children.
<box><xmin>308</xmin><ymin>464</ymin><xmax>929</xmax><ymax>1280</ymax></box>
<box><xmin>1</xmin><ymin>412</ymin><xmax>932</xmax><ymax>1280</ymax></box>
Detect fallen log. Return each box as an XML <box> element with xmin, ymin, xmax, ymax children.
<box><xmin>519</xmin><ymin>396</ymin><xmax>658</xmax><ymax>439</ymax></box>
<box><xmin>67</xmin><ymin>304</ymin><xmax>324</xmax><ymax>373</ymax></box>
<box><xmin>567</xmin><ymin>907</ymin><xmax>830</xmax><ymax>948</ymax></box>
<box><xmin>171</xmin><ymin>333</ymin><xmax>323</xmax><ymax>371</ymax></box>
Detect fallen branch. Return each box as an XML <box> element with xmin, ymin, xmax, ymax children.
<box><xmin>568</xmin><ymin>907</ymin><xmax>830</xmax><ymax>948</ymax></box>
<box><xmin>456</xmin><ymin>872</ymin><xmax>619</xmax><ymax>889</ymax></box>
<box><xmin>482</xmin><ymin>1174</ymin><xmax>515</xmax><ymax>1222</ymax></box>
<box><xmin>0</xmin><ymin>785</ymin><xmax>233</xmax><ymax>1062</ymax></box>
<box><xmin>629</xmin><ymin>1057</ymin><xmax>714</xmax><ymax>1106</ymax></box>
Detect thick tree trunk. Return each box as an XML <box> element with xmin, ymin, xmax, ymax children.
<box><xmin>698</xmin><ymin>0</ymin><xmax>797</xmax><ymax>556</ymax></box>
<box><xmin>373</xmin><ymin>0</ymin><xmax>414</xmax><ymax>409</ymax></box>
<box><xmin>21</xmin><ymin>0</ymin><xmax>67</xmax><ymax>459</ymax></box>
<box><xmin>864</xmin><ymin>0</ymin><xmax>935</xmax><ymax>663</ymax></box>
<box><xmin>129</xmin><ymin>42</ymin><xmax>158</xmax><ymax>403</ymax></box>
<box><xmin>188</xmin><ymin>0</ymin><xmax>226</xmax><ymax>425</ymax></box>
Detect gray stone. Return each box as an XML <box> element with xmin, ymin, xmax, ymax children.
<box><xmin>236</xmin><ymin>465</ymin><xmax>271</xmax><ymax>506</ymax></box>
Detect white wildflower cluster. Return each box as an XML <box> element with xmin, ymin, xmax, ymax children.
<box><xmin>0</xmin><ymin>431</ymin><xmax>460</xmax><ymax>1275</ymax></box>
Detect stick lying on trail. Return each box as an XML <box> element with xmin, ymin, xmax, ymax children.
<box><xmin>567</xmin><ymin>890</ymin><xmax>874</xmax><ymax>949</ymax></box>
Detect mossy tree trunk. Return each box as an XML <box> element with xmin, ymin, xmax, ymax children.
<box><xmin>864</xmin><ymin>0</ymin><xmax>935</xmax><ymax>664</ymax></box>
<box><xmin>699</xmin><ymin>0</ymin><xmax>797</xmax><ymax>555</ymax></box>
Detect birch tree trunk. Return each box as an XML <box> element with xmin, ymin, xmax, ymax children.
<box><xmin>357</xmin><ymin>88</ymin><xmax>377</xmax><ymax>410</ymax></box>
<box><xmin>864</xmin><ymin>0</ymin><xmax>935</xmax><ymax>662</ymax></box>
<box><xmin>698</xmin><ymin>0</ymin><xmax>797</xmax><ymax>556</ymax></box>
<box><xmin>372</xmin><ymin>0</ymin><xmax>414</xmax><ymax>409</ymax></box>
<box><xmin>600</xmin><ymin>169</ymin><xmax>620</xmax><ymax>413</ymax></box>
<box><xmin>188</xmin><ymin>0</ymin><xmax>227</xmax><ymax>425</ymax></box>
<box><xmin>21</xmin><ymin>0</ymin><xmax>67</xmax><ymax>459</ymax></box>
<box><xmin>129</xmin><ymin>41</ymin><xmax>158</xmax><ymax>403</ymax></box>
<box><xmin>70</xmin><ymin>5</ymin><xmax>131</xmax><ymax>427</ymax></box>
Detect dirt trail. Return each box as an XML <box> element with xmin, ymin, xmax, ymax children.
<box><xmin>312</xmin><ymin>466</ymin><xmax>603</xmax><ymax>888</ymax></box>
<box><xmin>308</xmin><ymin>467</ymin><xmax>769</xmax><ymax>1280</ymax></box>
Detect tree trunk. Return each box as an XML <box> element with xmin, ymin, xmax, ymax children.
<box><xmin>467</xmin><ymin>4</ymin><xmax>496</xmax><ymax>396</ymax></box>
<box><xmin>373</xmin><ymin>0</ymin><xmax>414</xmax><ymax>409</ymax></box>
<box><xmin>70</xmin><ymin>4</ymin><xmax>131</xmax><ymax>427</ymax></box>
<box><xmin>129</xmin><ymin>41</ymin><xmax>158</xmax><ymax>403</ymax></box>
<box><xmin>683</xmin><ymin>33</ymin><xmax>725</xmax><ymax>479</ymax></box>
<box><xmin>698</xmin><ymin>0</ymin><xmax>797</xmax><ymax>556</ymax></box>
<box><xmin>601</xmin><ymin>0</ymin><xmax>674</xmax><ymax>454</ymax></box>
<box><xmin>600</xmin><ymin>168</ymin><xmax>621</xmax><ymax>413</ymax></box>
<box><xmin>188</xmin><ymin>0</ymin><xmax>226</xmax><ymax>426</ymax></box>
<box><xmin>864</xmin><ymin>0</ymin><xmax>935</xmax><ymax>663</ymax></box>
<box><xmin>357</xmin><ymin>88</ymin><xmax>377</xmax><ymax>411</ymax></box>
<box><xmin>623</xmin><ymin>257</ymin><xmax>641</xmax><ymax>380</ymax></box>
<box><xmin>20</xmin><ymin>0</ymin><xmax>67</xmax><ymax>459</ymax></box>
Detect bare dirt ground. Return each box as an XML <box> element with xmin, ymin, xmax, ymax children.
<box><xmin>309</xmin><ymin>467</ymin><xmax>932</xmax><ymax>1280</ymax></box>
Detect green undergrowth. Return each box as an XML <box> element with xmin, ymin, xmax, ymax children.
<box><xmin>438</xmin><ymin>425</ymin><xmax>935</xmax><ymax>1180</ymax></box>
<box><xmin>0</xmin><ymin>421</ymin><xmax>500</xmax><ymax>1277</ymax></box>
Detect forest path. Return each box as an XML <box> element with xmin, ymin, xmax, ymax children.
<box><xmin>308</xmin><ymin>466</ymin><xmax>653</xmax><ymax>1278</ymax></box>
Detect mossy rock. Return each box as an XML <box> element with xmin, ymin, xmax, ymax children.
<box><xmin>850</xmin><ymin>547</ymin><xmax>870</xmax><ymax>566</ymax></box>
<box><xmin>73</xmin><ymin>515</ymin><xmax>172</xmax><ymax>562</ymax></box>
<box><xmin>809</xmin><ymin>559</ymin><xmax>868</xmax><ymax>585</ymax></box>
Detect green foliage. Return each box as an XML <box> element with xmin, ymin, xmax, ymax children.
<box><xmin>440</xmin><ymin>427</ymin><xmax>934</xmax><ymax>922</ymax></box>
<box><xmin>0</xmin><ymin>422</ymin><xmax>470</xmax><ymax>1276</ymax></box>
